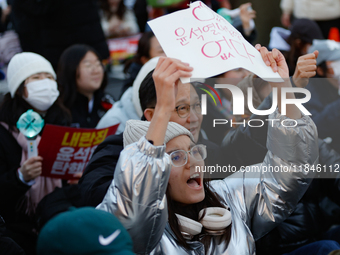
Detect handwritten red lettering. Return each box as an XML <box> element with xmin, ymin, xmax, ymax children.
<box><xmin>175</xmin><ymin>27</ymin><xmax>185</xmax><ymax>37</ymax></box>
<box><xmin>217</xmin><ymin>36</ymin><xmax>231</xmax><ymax>49</ymax></box>
<box><xmin>212</xmin><ymin>30</ymin><xmax>220</xmax><ymax>35</ymax></box>
<box><xmin>189</xmin><ymin>27</ymin><xmax>203</xmax><ymax>39</ymax></box>
<box><xmin>243</xmin><ymin>43</ymin><xmax>255</xmax><ymax>64</ymax></box>
<box><xmin>201</xmin><ymin>41</ymin><xmax>221</xmax><ymax>58</ymax></box>
<box><xmin>215</xmin><ymin>23</ymin><xmax>229</xmax><ymax>33</ymax></box>
<box><xmin>230</xmin><ymin>39</ymin><xmax>255</xmax><ymax>64</ymax></box>
<box><xmin>230</xmin><ymin>39</ymin><xmax>247</xmax><ymax>58</ymax></box>
<box><xmin>220</xmin><ymin>52</ymin><xmax>235</xmax><ymax>60</ymax></box>
<box><xmin>202</xmin><ymin>36</ymin><xmax>232</xmax><ymax>58</ymax></box>
<box><xmin>215</xmin><ymin>15</ymin><xmax>224</xmax><ymax>23</ymax></box>
<box><xmin>202</xmin><ymin>23</ymin><xmax>214</xmax><ymax>32</ymax></box>
<box><xmin>176</xmin><ymin>37</ymin><xmax>189</xmax><ymax>46</ymax></box>
<box><xmin>192</xmin><ymin>2</ymin><xmax>215</xmax><ymax>21</ymax></box>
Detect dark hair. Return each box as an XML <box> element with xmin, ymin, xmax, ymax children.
<box><xmin>285</xmin><ymin>37</ymin><xmax>310</xmax><ymax>76</ymax></box>
<box><xmin>139</xmin><ymin>69</ymin><xmax>157</xmax><ymax>112</ymax></box>
<box><xmin>317</xmin><ymin>61</ymin><xmax>328</xmax><ymax>77</ymax></box>
<box><xmin>57</xmin><ymin>44</ymin><xmax>107</xmax><ymax>110</ymax></box>
<box><xmin>0</xmin><ymin>83</ymin><xmax>71</xmax><ymax>132</ymax></box>
<box><xmin>167</xmin><ymin>179</ymin><xmax>231</xmax><ymax>253</ymax></box>
<box><xmin>286</xmin><ymin>19</ymin><xmax>324</xmax><ymax>76</ymax></box>
<box><xmin>99</xmin><ymin>0</ymin><xmax>126</xmax><ymax>20</ymax></box>
<box><xmin>139</xmin><ymin>69</ymin><xmax>231</xmax><ymax>252</ymax></box>
<box><xmin>124</xmin><ymin>31</ymin><xmax>155</xmax><ymax>73</ymax></box>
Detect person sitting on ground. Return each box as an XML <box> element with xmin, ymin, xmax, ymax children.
<box><xmin>57</xmin><ymin>44</ymin><xmax>112</xmax><ymax>128</ymax></box>
<box><xmin>79</xmin><ymin>59</ymin><xmax>221</xmax><ymax>207</ymax></box>
<box><xmin>96</xmin><ymin>50</ymin><xmax>323</xmax><ymax>254</ymax></box>
<box><xmin>0</xmin><ymin>52</ymin><xmax>71</xmax><ymax>255</ymax></box>
<box><xmin>78</xmin><ymin>37</ymin><xmax>323</xmax><ymax>207</ymax></box>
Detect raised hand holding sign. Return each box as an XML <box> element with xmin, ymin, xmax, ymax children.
<box><xmin>148</xmin><ymin>1</ymin><xmax>282</xmax><ymax>83</ymax></box>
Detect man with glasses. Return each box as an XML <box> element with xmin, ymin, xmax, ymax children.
<box><xmin>78</xmin><ymin>60</ymin><xmax>223</xmax><ymax>207</ymax></box>
<box><xmin>140</xmin><ymin>75</ymin><xmax>203</xmax><ymax>143</ymax></box>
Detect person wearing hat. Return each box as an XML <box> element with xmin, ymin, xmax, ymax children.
<box><xmin>0</xmin><ymin>52</ymin><xmax>71</xmax><ymax>255</ymax></box>
<box><xmin>37</xmin><ymin>207</ymin><xmax>135</xmax><ymax>255</ymax></box>
<box><xmin>79</xmin><ymin>60</ymin><xmax>212</xmax><ymax>208</ymax></box>
<box><xmin>284</xmin><ymin>18</ymin><xmax>324</xmax><ymax>76</ymax></box>
<box><xmin>96</xmin><ymin>50</ymin><xmax>320</xmax><ymax>254</ymax></box>
<box><xmin>302</xmin><ymin>39</ymin><xmax>340</xmax><ymax>154</ymax></box>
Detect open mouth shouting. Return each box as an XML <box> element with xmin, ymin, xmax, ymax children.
<box><xmin>187</xmin><ymin>173</ymin><xmax>203</xmax><ymax>190</ymax></box>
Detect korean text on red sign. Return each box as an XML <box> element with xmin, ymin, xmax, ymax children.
<box><xmin>38</xmin><ymin>124</ymin><xmax>118</xmax><ymax>179</ymax></box>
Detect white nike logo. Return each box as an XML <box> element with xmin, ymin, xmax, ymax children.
<box><xmin>98</xmin><ymin>229</ymin><xmax>121</xmax><ymax>246</ymax></box>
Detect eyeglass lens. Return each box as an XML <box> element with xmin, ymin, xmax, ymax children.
<box><xmin>170</xmin><ymin>145</ymin><xmax>206</xmax><ymax>167</ymax></box>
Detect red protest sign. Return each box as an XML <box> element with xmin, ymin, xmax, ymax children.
<box><xmin>38</xmin><ymin>124</ymin><xmax>118</xmax><ymax>180</ymax></box>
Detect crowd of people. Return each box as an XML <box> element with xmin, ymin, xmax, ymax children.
<box><xmin>1</xmin><ymin>0</ymin><xmax>340</xmax><ymax>255</ymax></box>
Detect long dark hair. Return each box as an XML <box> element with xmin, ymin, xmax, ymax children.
<box><xmin>99</xmin><ymin>0</ymin><xmax>126</xmax><ymax>20</ymax></box>
<box><xmin>167</xmin><ymin>179</ymin><xmax>232</xmax><ymax>253</ymax></box>
<box><xmin>124</xmin><ymin>31</ymin><xmax>155</xmax><ymax>73</ymax></box>
<box><xmin>0</xmin><ymin>83</ymin><xmax>71</xmax><ymax>132</ymax></box>
<box><xmin>57</xmin><ymin>44</ymin><xmax>107</xmax><ymax>110</ymax></box>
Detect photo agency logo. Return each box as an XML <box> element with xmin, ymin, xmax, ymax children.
<box><xmin>198</xmin><ymin>83</ymin><xmax>222</xmax><ymax>108</ymax></box>
<box><xmin>199</xmin><ymin>82</ymin><xmax>312</xmax><ymax>128</ymax></box>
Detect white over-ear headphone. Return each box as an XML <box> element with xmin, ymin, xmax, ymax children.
<box><xmin>175</xmin><ymin>207</ymin><xmax>231</xmax><ymax>240</ymax></box>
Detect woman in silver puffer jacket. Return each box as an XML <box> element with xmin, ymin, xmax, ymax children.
<box><xmin>97</xmin><ymin>48</ymin><xmax>319</xmax><ymax>255</ymax></box>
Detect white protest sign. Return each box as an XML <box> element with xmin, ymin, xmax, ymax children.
<box><xmin>148</xmin><ymin>1</ymin><xmax>283</xmax><ymax>83</ymax></box>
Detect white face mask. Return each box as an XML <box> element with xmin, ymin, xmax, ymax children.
<box><xmin>23</xmin><ymin>78</ymin><xmax>60</xmax><ymax>111</ymax></box>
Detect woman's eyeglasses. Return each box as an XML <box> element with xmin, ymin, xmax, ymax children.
<box><xmin>168</xmin><ymin>144</ymin><xmax>207</xmax><ymax>167</ymax></box>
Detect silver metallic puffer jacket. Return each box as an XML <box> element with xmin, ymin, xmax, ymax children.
<box><xmin>97</xmin><ymin>110</ymin><xmax>319</xmax><ymax>255</ymax></box>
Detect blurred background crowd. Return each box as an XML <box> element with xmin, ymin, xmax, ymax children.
<box><xmin>1</xmin><ymin>0</ymin><xmax>340</xmax><ymax>255</ymax></box>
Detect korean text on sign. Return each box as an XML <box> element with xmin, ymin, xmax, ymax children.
<box><xmin>38</xmin><ymin>124</ymin><xmax>118</xmax><ymax>180</ymax></box>
<box><xmin>148</xmin><ymin>1</ymin><xmax>282</xmax><ymax>83</ymax></box>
